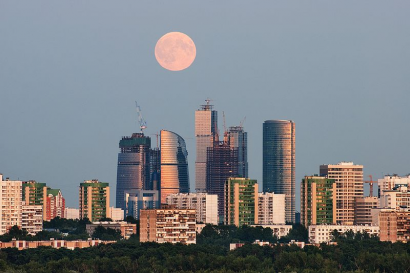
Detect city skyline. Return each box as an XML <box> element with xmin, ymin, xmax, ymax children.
<box><xmin>1</xmin><ymin>1</ymin><xmax>409</xmax><ymax>208</ymax></box>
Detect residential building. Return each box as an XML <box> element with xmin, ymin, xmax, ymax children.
<box><xmin>166</xmin><ymin>193</ymin><xmax>218</xmax><ymax>224</ymax></box>
<box><xmin>116</xmin><ymin>133</ymin><xmax>151</xmax><ymax>210</ymax></box>
<box><xmin>226</xmin><ymin>126</ymin><xmax>248</xmax><ymax>178</ymax></box>
<box><xmin>0</xmin><ymin>239</ymin><xmax>115</xmax><ymax>250</ymax></box>
<box><xmin>308</xmin><ymin>224</ymin><xmax>379</xmax><ymax>244</ymax></box>
<box><xmin>64</xmin><ymin>208</ymin><xmax>79</xmax><ymax>220</ymax></box>
<box><xmin>86</xmin><ymin>221</ymin><xmax>137</xmax><ymax>239</ymax></box>
<box><xmin>21</xmin><ymin>205</ymin><xmax>43</xmax><ymax>235</ymax></box>
<box><xmin>377</xmin><ymin>209</ymin><xmax>410</xmax><ymax>243</ymax></box>
<box><xmin>225</xmin><ymin>178</ymin><xmax>258</xmax><ymax>226</ymax></box>
<box><xmin>380</xmin><ymin>186</ymin><xmax>410</xmax><ymax>209</ymax></box>
<box><xmin>300</xmin><ymin>176</ymin><xmax>336</xmax><ymax>226</ymax></box>
<box><xmin>0</xmin><ymin>174</ymin><xmax>23</xmax><ymax>235</ymax></box>
<box><xmin>79</xmin><ymin>180</ymin><xmax>110</xmax><ymax>222</ymax></box>
<box><xmin>124</xmin><ymin>189</ymin><xmax>160</xmax><ymax>219</ymax></box>
<box><xmin>320</xmin><ymin>162</ymin><xmax>364</xmax><ymax>225</ymax></box>
<box><xmin>195</xmin><ymin>100</ymin><xmax>218</xmax><ymax>192</ymax></box>
<box><xmin>206</xmin><ymin>140</ymin><xmax>239</xmax><ymax>220</ymax></box>
<box><xmin>45</xmin><ymin>189</ymin><xmax>65</xmax><ymax>221</ymax></box>
<box><xmin>160</xmin><ymin>130</ymin><xmax>190</xmax><ymax>203</ymax></box>
<box><xmin>109</xmin><ymin>207</ymin><xmax>124</xmax><ymax>221</ymax></box>
<box><xmin>140</xmin><ymin>209</ymin><xmax>196</xmax><ymax>244</ymax></box>
<box><xmin>354</xmin><ymin>197</ymin><xmax>378</xmax><ymax>225</ymax></box>
<box><xmin>378</xmin><ymin>174</ymin><xmax>410</xmax><ymax>196</ymax></box>
<box><xmin>251</xmin><ymin>224</ymin><xmax>292</xmax><ymax>238</ymax></box>
<box><xmin>22</xmin><ymin>181</ymin><xmax>47</xmax><ymax>219</ymax></box>
<box><xmin>258</xmin><ymin>192</ymin><xmax>286</xmax><ymax>225</ymax></box>
<box><xmin>263</xmin><ymin>120</ymin><xmax>295</xmax><ymax>223</ymax></box>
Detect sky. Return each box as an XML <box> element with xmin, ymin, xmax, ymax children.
<box><xmin>0</xmin><ymin>1</ymin><xmax>409</xmax><ymax>209</ymax></box>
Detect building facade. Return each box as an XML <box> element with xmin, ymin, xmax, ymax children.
<box><xmin>45</xmin><ymin>189</ymin><xmax>65</xmax><ymax>221</ymax></box>
<box><xmin>354</xmin><ymin>197</ymin><xmax>378</xmax><ymax>225</ymax></box>
<box><xmin>195</xmin><ymin>100</ymin><xmax>218</xmax><ymax>192</ymax></box>
<box><xmin>86</xmin><ymin>221</ymin><xmax>137</xmax><ymax>239</ymax></box>
<box><xmin>160</xmin><ymin>130</ymin><xmax>190</xmax><ymax>203</ymax></box>
<box><xmin>258</xmin><ymin>192</ymin><xmax>286</xmax><ymax>225</ymax></box>
<box><xmin>140</xmin><ymin>209</ymin><xmax>196</xmax><ymax>244</ymax></box>
<box><xmin>378</xmin><ymin>175</ymin><xmax>410</xmax><ymax>196</ymax></box>
<box><xmin>263</xmin><ymin>120</ymin><xmax>295</xmax><ymax>223</ymax></box>
<box><xmin>226</xmin><ymin>126</ymin><xmax>248</xmax><ymax>178</ymax></box>
<box><xmin>21</xmin><ymin>205</ymin><xmax>43</xmax><ymax>235</ymax></box>
<box><xmin>300</xmin><ymin>176</ymin><xmax>336</xmax><ymax>227</ymax></box>
<box><xmin>379</xmin><ymin>186</ymin><xmax>410</xmax><ymax>209</ymax></box>
<box><xmin>116</xmin><ymin>133</ymin><xmax>151</xmax><ymax>210</ymax></box>
<box><xmin>308</xmin><ymin>224</ymin><xmax>379</xmax><ymax>244</ymax></box>
<box><xmin>0</xmin><ymin>175</ymin><xmax>22</xmax><ymax>235</ymax></box>
<box><xmin>79</xmin><ymin>180</ymin><xmax>110</xmax><ymax>222</ymax></box>
<box><xmin>124</xmin><ymin>189</ymin><xmax>160</xmax><ymax>219</ymax></box>
<box><xmin>225</xmin><ymin>178</ymin><xmax>258</xmax><ymax>226</ymax></box>
<box><xmin>165</xmin><ymin>193</ymin><xmax>218</xmax><ymax>225</ymax></box>
<box><xmin>320</xmin><ymin>162</ymin><xmax>364</xmax><ymax>225</ymax></box>
<box><xmin>64</xmin><ymin>208</ymin><xmax>79</xmax><ymax>219</ymax></box>
<box><xmin>377</xmin><ymin>209</ymin><xmax>410</xmax><ymax>243</ymax></box>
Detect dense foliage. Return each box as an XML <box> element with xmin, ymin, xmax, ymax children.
<box><xmin>0</xmin><ymin>224</ymin><xmax>409</xmax><ymax>272</ymax></box>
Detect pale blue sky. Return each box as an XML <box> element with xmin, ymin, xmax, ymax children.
<box><xmin>1</xmin><ymin>1</ymin><xmax>409</xmax><ymax>208</ymax></box>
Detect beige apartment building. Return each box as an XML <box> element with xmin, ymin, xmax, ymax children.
<box><xmin>86</xmin><ymin>221</ymin><xmax>136</xmax><ymax>239</ymax></box>
<box><xmin>377</xmin><ymin>209</ymin><xmax>410</xmax><ymax>243</ymax></box>
<box><xmin>354</xmin><ymin>197</ymin><xmax>378</xmax><ymax>225</ymax></box>
<box><xmin>320</xmin><ymin>162</ymin><xmax>363</xmax><ymax>225</ymax></box>
<box><xmin>0</xmin><ymin>174</ymin><xmax>23</xmax><ymax>235</ymax></box>
<box><xmin>140</xmin><ymin>209</ymin><xmax>196</xmax><ymax>244</ymax></box>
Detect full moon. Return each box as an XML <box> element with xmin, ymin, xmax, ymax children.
<box><xmin>155</xmin><ymin>32</ymin><xmax>196</xmax><ymax>71</ymax></box>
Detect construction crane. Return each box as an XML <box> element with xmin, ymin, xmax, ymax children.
<box><xmin>239</xmin><ymin>116</ymin><xmax>246</xmax><ymax>128</ymax></box>
<box><xmin>135</xmin><ymin>101</ymin><xmax>147</xmax><ymax>133</ymax></box>
<box><xmin>364</xmin><ymin>175</ymin><xmax>377</xmax><ymax>197</ymax></box>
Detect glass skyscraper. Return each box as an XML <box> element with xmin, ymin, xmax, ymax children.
<box><xmin>195</xmin><ymin>100</ymin><xmax>218</xmax><ymax>192</ymax></box>
<box><xmin>263</xmin><ymin>120</ymin><xmax>295</xmax><ymax>223</ymax></box>
<box><xmin>160</xmin><ymin>130</ymin><xmax>190</xmax><ymax>203</ymax></box>
<box><xmin>116</xmin><ymin>133</ymin><xmax>151</xmax><ymax>210</ymax></box>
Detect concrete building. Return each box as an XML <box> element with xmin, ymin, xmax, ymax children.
<box><xmin>225</xmin><ymin>178</ymin><xmax>258</xmax><ymax>226</ymax></box>
<box><xmin>166</xmin><ymin>193</ymin><xmax>218</xmax><ymax>225</ymax></box>
<box><xmin>0</xmin><ymin>175</ymin><xmax>23</xmax><ymax>235</ymax></box>
<box><xmin>263</xmin><ymin>120</ymin><xmax>295</xmax><ymax>223</ymax></box>
<box><xmin>380</xmin><ymin>186</ymin><xmax>410</xmax><ymax>209</ymax></box>
<box><xmin>86</xmin><ymin>221</ymin><xmax>137</xmax><ymax>239</ymax></box>
<box><xmin>251</xmin><ymin>224</ymin><xmax>292</xmax><ymax>238</ymax></box>
<box><xmin>195</xmin><ymin>100</ymin><xmax>218</xmax><ymax>192</ymax></box>
<box><xmin>64</xmin><ymin>208</ymin><xmax>79</xmax><ymax>219</ymax></box>
<box><xmin>79</xmin><ymin>180</ymin><xmax>110</xmax><ymax>222</ymax></box>
<box><xmin>22</xmin><ymin>181</ymin><xmax>47</xmax><ymax>220</ymax></box>
<box><xmin>0</xmin><ymin>239</ymin><xmax>115</xmax><ymax>250</ymax></box>
<box><xmin>300</xmin><ymin>176</ymin><xmax>336</xmax><ymax>227</ymax></box>
<box><xmin>109</xmin><ymin>207</ymin><xmax>124</xmax><ymax>221</ymax></box>
<box><xmin>226</xmin><ymin>126</ymin><xmax>248</xmax><ymax>178</ymax></box>
<box><xmin>45</xmin><ymin>189</ymin><xmax>65</xmax><ymax>221</ymax></box>
<box><xmin>21</xmin><ymin>205</ymin><xmax>43</xmax><ymax>235</ymax></box>
<box><xmin>320</xmin><ymin>162</ymin><xmax>364</xmax><ymax>225</ymax></box>
<box><xmin>258</xmin><ymin>192</ymin><xmax>286</xmax><ymax>225</ymax></box>
<box><xmin>140</xmin><ymin>209</ymin><xmax>196</xmax><ymax>244</ymax></box>
<box><xmin>308</xmin><ymin>224</ymin><xmax>379</xmax><ymax>244</ymax></box>
<box><xmin>160</xmin><ymin>130</ymin><xmax>190</xmax><ymax>203</ymax></box>
<box><xmin>375</xmin><ymin>209</ymin><xmax>410</xmax><ymax>243</ymax></box>
<box><xmin>378</xmin><ymin>174</ymin><xmax>410</xmax><ymax>196</ymax></box>
<box><xmin>124</xmin><ymin>189</ymin><xmax>160</xmax><ymax>220</ymax></box>
<box><xmin>354</xmin><ymin>197</ymin><xmax>378</xmax><ymax>225</ymax></box>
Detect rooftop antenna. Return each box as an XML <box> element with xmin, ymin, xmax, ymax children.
<box><xmin>135</xmin><ymin>101</ymin><xmax>147</xmax><ymax>133</ymax></box>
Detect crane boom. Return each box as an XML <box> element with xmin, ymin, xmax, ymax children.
<box><xmin>135</xmin><ymin>101</ymin><xmax>147</xmax><ymax>133</ymax></box>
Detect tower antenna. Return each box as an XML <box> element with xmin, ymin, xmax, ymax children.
<box><xmin>135</xmin><ymin>101</ymin><xmax>147</xmax><ymax>133</ymax></box>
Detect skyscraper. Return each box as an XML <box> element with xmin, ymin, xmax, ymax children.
<box><xmin>195</xmin><ymin>100</ymin><xmax>218</xmax><ymax>192</ymax></box>
<box><xmin>160</xmin><ymin>130</ymin><xmax>190</xmax><ymax>203</ymax></box>
<box><xmin>263</xmin><ymin>120</ymin><xmax>295</xmax><ymax>223</ymax></box>
<box><xmin>320</xmin><ymin>162</ymin><xmax>363</xmax><ymax>225</ymax></box>
<box><xmin>226</xmin><ymin>126</ymin><xmax>248</xmax><ymax>178</ymax></box>
<box><xmin>79</xmin><ymin>179</ymin><xmax>110</xmax><ymax>222</ymax></box>
<box><xmin>116</xmin><ymin>133</ymin><xmax>151</xmax><ymax>210</ymax></box>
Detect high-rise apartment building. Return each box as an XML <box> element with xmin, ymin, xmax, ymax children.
<box><xmin>116</xmin><ymin>133</ymin><xmax>151</xmax><ymax>210</ymax></box>
<box><xmin>195</xmin><ymin>100</ymin><xmax>218</xmax><ymax>192</ymax></box>
<box><xmin>206</xmin><ymin>141</ymin><xmax>239</xmax><ymax>219</ymax></box>
<box><xmin>45</xmin><ymin>189</ymin><xmax>65</xmax><ymax>221</ymax></box>
<box><xmin>0</xmin><ymin>174</ymin><xmax>22</xmax><ymax>235</ymax></box>
<box><xmin>225</xmin><ymin>178</ymin><xmax>258</xmax><ymax>226</ymax></box>
<box><xmin>226</xmin><ymin>126</ymin><xmax>248</xmax><ymax>178</ymax></box>
<box><xmin>22</xmin><ymin>181</ymin><xmax>47</xmax><ymax>220</ymax></box>
<box><xmin>300</xmin><ymin>176</ymin><xmax>336</xmax><ymax>227</ymax></box>
<box><xmin>160</xmin><ymin>130</ymin><xmax>189</xmax><ymax>203</ymax></box>
<box><xmin>79</xmin><ymin>180</ymin><xmax>110</xmax><ymax>222</ymax></box>
<box><xmin>354</xmin><ymin>197</ymin><xmax>378</xmax><ymax>225</ymax></box>
<box><xmin>263</xmin><ymin>120</ymin><xmax>295</xmax><ymax>223</ymax></box>
<box><xmin>258</xmin><ymin>192</ymin><xmax>286</xmax><ymax>225</ymax></box>
<box><xmin>166</xmin><ymin>193</ymin><xmax>218</xmax><ymax>225</ymax></box>
<box><xmin>320</xmin><ymin>162</ymin><xmax>364</xmax><ymax>225</ymax></box>
<box><xmin>21</xmin><ymin>205</ymin><xmax>43</xmax><ymax>235</ymax></box>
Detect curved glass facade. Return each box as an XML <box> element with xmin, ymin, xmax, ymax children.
<box><xmin>263</xmin><ymin>120</ymin><xmax>295</xmax><ymax>223</ymax></box>
<box><xmin>160</xmin><ymin>130</ymin><xmax>190</xmax><ymax>203</ymax></box>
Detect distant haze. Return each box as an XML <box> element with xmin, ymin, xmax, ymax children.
<box><xmin>0</xmin><ymin>1</ymin><xmax>409</xmax><ymax>209</ymax></box>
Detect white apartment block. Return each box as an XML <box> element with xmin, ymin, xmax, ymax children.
<box><xmin>0</xmin><ymin>174</ymin><xmax>23</xmax><ymax>235</ymax></box>
<box><xmin>258</xmin><ymin>192</ymin><xmax>286</xmax><ymax>225</ymax></box>
<box><xmin>309</xmin><ymin>224</ymin><xmax>379</xmax><ymax>244</ymax></box>
<box><xmin>378</xmin><ymin>175</ymin><xmax>410</xmax><ymax>195</ymax></box>
<box><xmin>109</xmin><ymin>207</ymin><xmax>124</xmax><ymax>221</ymax></box>
<box><xmin>64</xmin><ymin>207</ymin><xmax>80</xmax><ymax>220</ymax></box>
<box><xmin>251</xmin><ymin>224</ymin><xmax>292</xmax><ymax>238</ymax></box>
<box><xmin>166</xmin><ymin>193</ymin><xmax>218</xmax><ymax>225</ymax></box>
<box><xmin>22</xmin><ymin>205</ymin><xmax>43</xmax><ymax>235</ymax></box>
<box><xmin>379</xmin><ymin>186</ymin><xmax>410</xmax><ymax>209</ymax></box>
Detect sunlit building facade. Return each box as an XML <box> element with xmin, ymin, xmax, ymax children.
<box><xmin>79</xmin><ymin>180</ymin><xmax>110</xmax><ymax>222</ymax></box>
<box><xmin>0</xmin><ymin>174</ymin><xmax>23</xmax><ymax>235</ymax></box>
<box><xmin>116</xmin><ymin>133</ymin><xmax>151</xmax><ymax>210</ymax></box>
<box><xmin>378</xmin><ymin>175</ymin><xmax>410</xmax><ymax>196</ymax></box>
<box><xmin>195</xmin><ymin>100</ymin><xmax>218</xmax><ymax>192</ymax></box>
<box><xmin>263</xmin><ymin>120</ymin><xmax>295</xmax><ymax>223</ymax></box>
<box><xmin>160</xmin><ymin>130</ymin><xmax>189</xmax><ymax>203</ymax></box>
<box><xmin>258</xmin><ymin>192</ymin><xmax>286</xmax><ymax>225</ymax></box>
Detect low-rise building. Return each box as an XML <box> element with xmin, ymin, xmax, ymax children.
<box><xmin>308</xmin><ymin>224</ymin><xmax>379</xmax><ymax>244</ymax></box>
<box><xmin>251</xmin><ymin>224</ymin><xmax>292</xmax><ymax>238</ymax></box>
<box><xmin>86</xmin><ymin>221</ymin><xmax>136</xmax><ymax>239</ymax></box>
<box><xmin>166</xmin><ymin>193</ymin><xmax>218</xmax><ymax>225</ymax></box>
<box><xmin>140</xmin><ymin>209</ymin><xmax>196</xmax><ymax>244</ymax></box>
<box><xmin>0</xmin><ymin>239</ymin><xmax>115</xmax><ymax>250</ymax></box>
<box><xmin>258</xmin><ymin>192</ymin><xmax>286</xmax><ymax>225</ymax></box>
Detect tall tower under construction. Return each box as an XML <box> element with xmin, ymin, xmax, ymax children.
<box><xmin>195</xmin><ymin>100</ymin><xmax>218</xmax><ymax>192</ymax></box>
